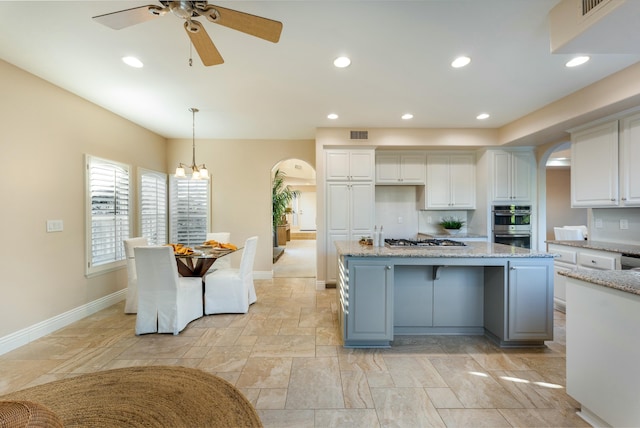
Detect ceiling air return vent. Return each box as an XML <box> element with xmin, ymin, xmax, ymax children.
<box><xmin>583</xmin><ymin>0</ymin><xmax>606</xmax><ymax>16</ymax></box>
<box><xmin>350</xmin><ymin>130</ymin><xmax>369</xmax><ymax>140</ymax></box>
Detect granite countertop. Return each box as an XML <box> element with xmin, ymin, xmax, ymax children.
<box><xmin>559</xmin><ymin>269</ymin><xmax>640</xmax><ymax>296</ymax></box>
<box><xmin>335</xmin><ymin>240</ymin><xmax>555</xmax><ymax>258</ymax></box>
<box><xmin>546</xmin><ymin>239</ymin><xmax>640</xmax><ymax>256</ymax></box>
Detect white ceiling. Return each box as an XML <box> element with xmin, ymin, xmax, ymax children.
<box><xmin>1</xmin><ymin>1</ymin><xmax>639</xmax><ymax>141</ymax></box>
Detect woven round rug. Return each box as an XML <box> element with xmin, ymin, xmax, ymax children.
<box><xmin>0</xmin><ymin>366</ymin><xmax>262</xmax><ymax>427</ymax></box>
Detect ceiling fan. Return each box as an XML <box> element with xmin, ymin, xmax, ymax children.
<box><xmin>92</xmin><ymin>1</ymin><xmax>283</xmax><ymax>66</ymax></box>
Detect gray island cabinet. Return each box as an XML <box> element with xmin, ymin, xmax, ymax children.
<box><xmin>335</xmin><ymin>241</ymin><xmax>555</xmax><ymax>348</ymax></box>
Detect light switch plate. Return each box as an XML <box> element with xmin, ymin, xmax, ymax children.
<box><xmin>46</xmin><ymin>219</ymin><xmax>63</xmax><ymax>232</ymax></box>
<box><xmin>620</xmin><ymin>219</ymin><xmax>629</xmax><ymax>230</ymax></box>
<box><xmin>595</xmin><ymin>218</ymin><xmax>603</xmax><ymax>228</ymax></box>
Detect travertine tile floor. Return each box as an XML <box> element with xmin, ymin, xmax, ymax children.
<box><xmin>0</xmin><ymin>277</ymin><xmax>589</xmax><ymax>427</ymax></box>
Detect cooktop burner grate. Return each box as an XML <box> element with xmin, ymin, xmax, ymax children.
<box><xmin>385</xmin><ymin>238</ymin><xmax>466</xmax><ymax>247</ymax></box>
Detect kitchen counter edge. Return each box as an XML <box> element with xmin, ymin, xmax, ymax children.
<box><xmin>546</xmin><ymin>239</ymin><xmax>640</xmax><ymax>257</ymax></box>
<box><xmin>559</xmin><ymin>269</ymin><xmax>640</xmax><ymax>296</ymax></box>
<box><xmin>335</xmin><ymin>241</ymin><xmax>554</xmax><ymax>258</ymax></box>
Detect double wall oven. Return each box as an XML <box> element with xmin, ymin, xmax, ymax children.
<box><xmin>492</xmin><ymin>205</ymin><xmax>531</xmax><ymax>249</ymax></box>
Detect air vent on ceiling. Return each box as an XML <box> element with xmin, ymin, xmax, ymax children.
<box><xmin>583</xmin><ymin>0</ymin><xmax>606</xmax><ymax>16</ymax></box>
<box><xmin>350</xmin><ymin>130</ymin><xmax>369</xmax><ymax>140</ymax></box>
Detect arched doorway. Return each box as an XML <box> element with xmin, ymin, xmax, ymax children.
<box><xmin>271</xmin><ymin>159</ymin><xmax>317</xmax><ymax>278</ymax></box>
<box><xmin>538</xmin><ymin>141</ymin><xmax>589</xmax><ymax>249</ymax></box>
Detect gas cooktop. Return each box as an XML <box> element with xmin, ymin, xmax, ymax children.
<box><xmin>385</xmin><ymin>238</ymin><xmax>467</xmax><ymax>247</ymax></box>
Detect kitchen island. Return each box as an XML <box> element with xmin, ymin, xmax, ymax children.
<box><xmin>335</xmin><ymin>240</ymin><xmax>555</xmax><ymax>348</ymax></box>
<box><xmin>560</xmin><ymin>268</ymin><xmax>640</xmax><ymax>427</ymax></box>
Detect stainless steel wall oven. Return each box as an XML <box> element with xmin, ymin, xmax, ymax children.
<box><xmin>492</xmin><ymin>205</ymin><xmax>532</xmax><ymax>249</ymax></box>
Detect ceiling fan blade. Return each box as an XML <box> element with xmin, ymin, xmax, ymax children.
<box><xmin>184</xmin><ymin>20</ymin><xmax>224</xmax><ymax>66</ymax></box>
<box><xmin>92</xmin><ymin>5</ymin><xmax>163</xmax><ymax>30</ymax></box>
<box><xmin>204</xmin><ymin>5</ymin><xmax>283</xmax><ymax>43</ymax></box>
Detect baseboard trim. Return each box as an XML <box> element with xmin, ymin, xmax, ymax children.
<box><xmin>0</xmin><ymin>289</ymin><xmax>126</xmax><ymax>356</ymax></box>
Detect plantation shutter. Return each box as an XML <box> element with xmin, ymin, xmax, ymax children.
<box><xmin>169</xmin><ymin>177</ymin><xmax>209</xmax><ymax>246</ymax></box>
<box><xmin>87</xmin><ymin>155</ymin><xmax>131</xmax><ymax>273</ymax></box>
<box><xmin>140</xmin><ymin>170</ymin><xmax>168</xmax><ymax>246</ymax></box>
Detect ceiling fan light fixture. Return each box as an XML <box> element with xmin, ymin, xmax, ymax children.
<box><xmin>122</xmin><ymin>56</ymin><xmax>143</xmax><ymax>68</ymax></box>
<box><xmin>476</xmin><ymin>113</ymin><xmax>490</xmax><ymax>120</ymax></box>
<box><xmin>334</xmin><ymin>56</ymin><xmax>351</xmax><ymax>68</ymax></box>
<box><xmin>175</xmin><ymin>107</ymin><xmax>208</xmax><ymax>180</ymax></box>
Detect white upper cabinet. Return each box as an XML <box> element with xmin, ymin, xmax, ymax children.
<box><xmin>571</xmin><ymin>113</ymin><xmax>640</xmax><ymax>208</ymax></box>
<box><xmin>620</xmin><ymin>113</ymin><xmax>640</xmax><ymax>206</ymax></box>
<box><xmin>375</xmin><ymin>152</ymin><xmax>426</xmax><ymax>184</ymax></box>
<box><xmin>571</xmin><ymin>121</ymin><xmax>619</xmax><ymax>207</ymax></box>
<box><xmin>326</xmin><ymin>149</ymin><xmax>375</xmax><ymax>181</ymax></box>
<box><xmin>425</xmin><ymin>153</ymin><xmax>475</xmax><ymax>209</ymax></box>
<box><xmin>490</xmin><ymin>150</ymin><xmax>534</xmax><ymax>203</ymax></box>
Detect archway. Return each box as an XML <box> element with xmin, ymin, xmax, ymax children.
<box><xmin>271</xmin><ymin>159</ymin><xmax>317</xmax><ymax>278</ymax></box>
<box><xmin>537</xmin><ymin>141</ymin><xmax>589</xmax><ymax>250</ymax></box>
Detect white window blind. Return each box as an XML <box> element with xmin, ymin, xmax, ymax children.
<box><xmin>140</xmin><ymin>169</ymin><xmax>167</xmax><ymax>246</ymax></box>
<box><xmin>169</xmin><ymin>177</ymin><xmax>209</xmax><ymax>246</ymax></box>
<box><xmin>86</xmin><ymin>155</ymin><xmax>131</xmax><ymax>275</ymax></box>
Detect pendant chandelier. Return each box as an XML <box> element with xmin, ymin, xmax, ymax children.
<box><xmin>175</xmin><ymin>107</ymin><xmax>208</xmax><ymax>179</ymax></box>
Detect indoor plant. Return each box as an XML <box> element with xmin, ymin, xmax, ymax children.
<box><xmin>439</xmin><ymin>216</ymin><xmax>465</xmax><ymax>231</ymax></box>
<box><xmin>272</xmin><ymin>169</ymin><xmax>300</xmax><ymax>247</ymax></box>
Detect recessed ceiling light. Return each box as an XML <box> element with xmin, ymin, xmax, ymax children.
<box><xmin>327</xmin><ymin>113</ymin><xmax>339</xmax><ymax>120</ymax></box>
<box><xmin>401</xmin><ymin>113</ymin><xmax>413</xmax><ymax>120</ymax></box>
<box><xmin>565</xmin><ymin>56</ymin><xmax>590</xmax><ymax>67</ymax></box>
<box><xmin>333</xmin><ymin>56</ymin><xmax>351</xmax><ymax>68</ymax></box>
<box><xmin>476</xmin><ymin>113</ymin><xmax>490</xmax><ymax>120</ymax></box>
<box><xmin>122</xmin><ymin>56</ymin><xmax>143</xmax><ymax>68</ymax></box>
<box><xmin>451</xmin><ymin>56</ymin><xmax>471</xmax><ymax>68</ymax></box>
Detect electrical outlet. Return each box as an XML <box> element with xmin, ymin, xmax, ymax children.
<box><xmin>595</xmin><ymin>219</ymin><xmax>603</xmax><ymax>228</ymax></box>
<box><xmin>398</xmin><ymin>216</ymin><xmax>403</xmax><ymax>224</ymax></box>
<box><xmin>427</xmin><ymin>216</ymin><xmax>432</xmax><ymax>224</ymax></box>
<box><xmin>46</xmin><ymin>219</ymin><xmax>64</xmax><ymax>232</ymax></box>
<box><xmin>620</xmin><ymin>219</ymin><xmax>629</xmax><ymax>230</ymax></box>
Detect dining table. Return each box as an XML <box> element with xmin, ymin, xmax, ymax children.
<box><xmin>174</xmin><ymin>247</ymin><xmax>238</xmax><ymax>277</ymax></box>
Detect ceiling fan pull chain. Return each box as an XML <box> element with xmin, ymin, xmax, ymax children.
<box><xmin>189</xmin><ymin>41</ymin><xmax>193</xmax><ymax>67</ymax></box>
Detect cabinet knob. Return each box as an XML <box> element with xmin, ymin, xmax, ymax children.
<box><xmin>510</xmin><ymin>267</ymin><xmax>516</xmax><ymax>270</ymax></box>
<box><xmin>622</xmin><ymin>197</ymin><xmax>627</xmax><ymax>201</ymax></box>
<box><xmin>385</xmin><ymin>265</ymin><xmax>391</xmax><ymax>270</ymax></box>
<box><xmin>611</xmin><ymin>198</ymin><xmax>616</xmax><ymax>201</ymax></box>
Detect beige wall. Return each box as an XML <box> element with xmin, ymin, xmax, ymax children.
<box><xmin>166</xmin><ymin>138</ymin><xmax>315</xmax><ymax>273</ymax></box>
<box><xmin>545</xmin><ymin>168</ymin><xmax>588</xmax><ymax>240</ymax></box>
<box><xmin>0</xmin><ymin>60</ymin><xmax>167</xmax><ymax>337</ymax></box>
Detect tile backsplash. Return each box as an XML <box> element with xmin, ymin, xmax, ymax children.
<box><xmin>590</xmin><ymin>208</ymin><xmax>640</xmax><ymax>245</ymax></box>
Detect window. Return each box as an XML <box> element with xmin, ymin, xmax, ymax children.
<box><xmin>169</xmin><ymin>177</ymin><xmax>209</xmax><ymax>246</ymax></box>
<box><xmin>85</xmin><ymin>155</ymin><xmax>131</xmax><ymax>276</ymax></box>
<box><xmin>139</xmin><ymin>169</ymin><xmax>167</xmax><ymax>246</ymax></box>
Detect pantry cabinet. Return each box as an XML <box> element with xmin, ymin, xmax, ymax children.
<box><xmin>326</xmin><ymin>181</ymin><xmax>374</xmax><ymax>283</ymax></box>
<box><xmin>425</xmin><ymin>153</ymin><xmax>475</xmax><ymax>209</ymax></box>
<box><xmin>490</xmin><ymin>150</ymin><xmax>534</xmax><ymax>203</ymax></box>
<box><xmin>325</xmin><ymin>149</ymin><xmax>375</xmax><ymax>181</ymax></box>
<box><xmin>375</xmin><ymin>152</ymin><xmax>426</xmax><ymax>184</ymax></box>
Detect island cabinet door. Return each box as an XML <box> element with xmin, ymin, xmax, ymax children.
<box><xmin>347</xmin><ymin>261</ymin><xmax>394</xmax><ymax>343</ymax></box>
<box><xmin>507</xmin><ymin>260</ymin><xmax>553</xmax><ymax>340</ymax></box>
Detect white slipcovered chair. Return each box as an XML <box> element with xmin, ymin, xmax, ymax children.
<box><xmin>204</xmin><ymin>236</ymin><xmax>258</xmax><ymax>314</ymax></box>
<box><xmin>554</xmin><ymin>227</ymin><xmax>585</xmax><ymax>241</ymax></box>
<box><xmin>206</xmin><ymin>232</ymin><xmax>232</xmax><ymax>270</ymax></box>
<box><xmin>134</xmin><ymin>246</ymin><xmax>203</xmax><ymax>335</ymax></box>
<box><xmin>123</xmin><ymin>237</ymin><xmax>149</xmax><ymax>314</ymax></box>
